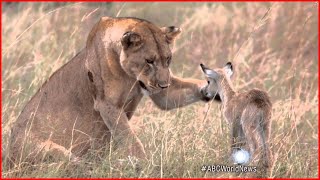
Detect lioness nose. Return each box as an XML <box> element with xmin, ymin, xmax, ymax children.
<box><xmin>158</xmin><ymin>83</ymin><xmax>169</xmax><ymax>89</ymax></box>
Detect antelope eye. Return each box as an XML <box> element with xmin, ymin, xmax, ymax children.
<box><xmin>146</xmin><ymin>59</ymin><xmax>154</xmax><ymax>64</ymax></box>
<box><xmin>207</xmin><ymin>81</ymin><xmax>210</xmax><ymax>84</ymax></box>
<box><xmin>166</xmin><ymin>56</ymin><xmax>172</xmax><ymax>65</ymax></box>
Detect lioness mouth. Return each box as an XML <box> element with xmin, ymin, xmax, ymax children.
<box><xmin>138</xmin><ymin>81</ymin><xmax>148</xmax><ymax>90</ymax></box>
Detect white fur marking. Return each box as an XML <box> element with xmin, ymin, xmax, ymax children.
<box><xmin>205</xmin><ymin>69</ymin><xmax>215</xmax><ymax>76</ymax></box>
<box><xmin>141</xmin><ymin>88</ymin><xmax>150</xmax><ymax>96</ymax></box>
<box><xmin>225</xmin><ymin>67</ymin><xmax>233</xmax><ymax>78</ymax></box>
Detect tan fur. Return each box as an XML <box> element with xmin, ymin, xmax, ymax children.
<box><xmin>201</xmin><ymin>63</ymin><xmax>272</xmax><ymax>176</ymax></box>
<box><xmin>7</xmin><ymin>17</ymin><xmax>215</xmax><ymax>166</ymax></box>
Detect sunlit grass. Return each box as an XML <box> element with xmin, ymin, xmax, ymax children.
<box><xmin>2</xmin><ymin>2</ymin><xmax>318</xmax><ymax>178</ymax></box>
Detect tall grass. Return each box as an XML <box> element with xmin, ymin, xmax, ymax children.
<box><xmin>2</xmin><ymin>2</ymin><xmax>318</xmax><ymax>178</ymax></box>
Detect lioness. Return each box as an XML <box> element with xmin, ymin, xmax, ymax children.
<box><xmin>200</xmin><ymin>62</ymin><xmax>272</xmax><ymax>176</ymax></box>
<box><xmin>7</xmin><ymin>17</ymin><xmax>217</xmax><ymax>166</ymax></box>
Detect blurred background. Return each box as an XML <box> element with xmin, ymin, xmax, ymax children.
<box><xmin>2</xmin><ymin>2</ymin><xmax>318</xmax><ymax>178</ymax></box>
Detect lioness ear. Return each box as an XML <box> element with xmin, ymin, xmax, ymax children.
<box><xmin>200</xmin><ymin>63</ymin><xmax>218</xmax><ymax>78</ymax></box>
<box><xmin>121</xmin><ymin>31</ymin><xmax>143</xmax><ymax>50</ymax></box>
<box><xmin>224</xmin><ymin>62</ymin><xmax>233</xmax><ymax>78</ymax></box>
<box><xmin>161</xmin><ymin>26</ymin><xmax>181</xmax><ymax>44</ymax></box>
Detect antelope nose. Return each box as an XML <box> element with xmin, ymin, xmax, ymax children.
<box><xmin>158</xmin><ymin>83</ymin><xmax>170</xmax><ymax>89</ymax></box>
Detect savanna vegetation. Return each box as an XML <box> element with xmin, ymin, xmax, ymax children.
<box><xmin>2</xmin><ymin>2</ymin><xmax>318</xmax><ymax>178</ymax></box>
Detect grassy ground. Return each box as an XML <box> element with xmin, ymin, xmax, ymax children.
<box><xmin>2</xmin><ymin>2</ymin><xmax>318</xmax><ymax>178</ymax></box>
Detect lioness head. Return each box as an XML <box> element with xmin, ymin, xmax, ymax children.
<box><xmin>200</xmin><ymin>62</ymin><xmax>234</xmax><ymax>100</ymax></box>
<box><xmin>119</xmin><ymin>22</ymin><xmax>181</xmax><ymax>94</ymax></box>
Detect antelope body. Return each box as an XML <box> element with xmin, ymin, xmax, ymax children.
<box><xmin>200</xmin><ymin>62</ymin><xmax>272</xmax><ymax>175</ymax></box>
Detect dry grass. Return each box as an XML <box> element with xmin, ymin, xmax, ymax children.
<box><xmin>1</xmin><ymin>2</ymin><xmax>318</xmax><ymax>178</ymax></box>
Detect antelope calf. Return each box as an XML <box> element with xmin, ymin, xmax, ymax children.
<box><xmin>200</xmin><ymin>62</ymin><xmax>272</xmax><ymax>175</ymax></box>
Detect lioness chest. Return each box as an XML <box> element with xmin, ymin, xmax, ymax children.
<box><xmin>102</xmin><ymin>78</ymin><xmax>144</xmax><ymax>120</ymax></box>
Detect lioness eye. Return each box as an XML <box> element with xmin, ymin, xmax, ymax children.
<box><xmin>146</xmin><ymin>59</ymin><xmax>154</xmax><ymax>64</ymax></box>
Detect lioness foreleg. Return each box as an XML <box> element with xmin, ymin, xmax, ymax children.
<box><xmin>94</xmin><ymin>99</ymin><xmax>146</xmax><ymax>160</ymax></box>
<box><xmin>150</xmin><ymin>76</ymin><xmax>211</xmax><ymax>110</ymax></box>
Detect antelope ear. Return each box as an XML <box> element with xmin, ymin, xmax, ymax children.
<box><xmin>200</xmin><ymin>63</ymin><xmax>218</xmax><ymax>78</ymax></box>
<box><xmin>121</xmin><ymin>31</ymin><xmax>143</xmax><ymax>50</ymax></box>
<box><xmin>224</xmin><ymin>62</ymin><xmax>233</xmax><ymax>78</ymax></box>
<box><xmin>161</xmin><ymin>26</ymin><xmax>181</xmax><ymax>44</ymax></box>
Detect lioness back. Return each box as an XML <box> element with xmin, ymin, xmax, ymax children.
<box><xmin>9</xmin><ymin>50</ymin><xmax>108</xmax><ymax>162</ymax></box>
